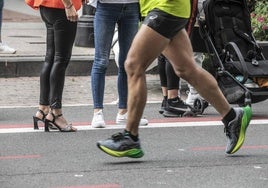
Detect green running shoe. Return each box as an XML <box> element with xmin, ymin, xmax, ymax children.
<box><xmin>225</xmin><ymin>105</ymin><xmax>252</xmax><ymax>154</ymax></box>
<box><xmin>97</xmin><ymin>131</ymin><xmax>144</xmax><ymax>158</ymax></box>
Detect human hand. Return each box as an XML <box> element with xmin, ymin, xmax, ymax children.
<box><xmin>65</xmin><ymin>6</ymin><xmax>78</xmax><ymax>22</ymax></box>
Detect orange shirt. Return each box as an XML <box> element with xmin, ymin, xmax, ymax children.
<box><xmin>26</xmin><ymin>0</ymin><xmax>82</xmax><ymax>10</ymax></box>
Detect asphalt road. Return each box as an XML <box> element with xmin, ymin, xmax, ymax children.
<box><xmin>0</xmin><ymin>103</ymin><xmax>268</xmax><ymax>188</ymax></box>
<box><xmin>1</xmin><ymin>1</ymin><xmax>267</xmax><ymax>187</ymax></box>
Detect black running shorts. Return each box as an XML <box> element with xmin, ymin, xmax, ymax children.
<box><xmin>143</xmin><ymin>8</ymin><xmax>188</xmax><ymax>39</ymax></box>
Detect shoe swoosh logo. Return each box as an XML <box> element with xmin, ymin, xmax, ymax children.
<box><xmin>149</xmin><ymin>15</ymin><xmax>158</xmax><ymax>20</ymax></box>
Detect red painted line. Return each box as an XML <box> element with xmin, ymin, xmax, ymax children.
<box><xmin>0</xmin><ymin>124</ymin><xmax>36</xmax><ymax>129</ymax></box>
<box><xmin>0</xmin><ymin>116</ymin><xmax>267</xmax><ymax>129</ymax></box>
<box><xmin>149</xmin><ymin>117</ymin><xmax>221</xmax><ymax>123</ymax></box>
<box><xmin>192</xmin><ymin>146</ymin><xmax>225</xmax><ymax>151</ymax></box>
<box><xmin>191</xmin><ymin>145</ymin><xmax>268</xmax><ymax>151</ymax></box>
<box><xmin>0</xmin><ymin>154</ymin><xmax>41</xmax><ymax>160</ymax></box>
<box><xmin>0</xmin><ymin>122</ymin><xmax>100</xmax><ymax>129</ymax></box>
<box><xmin>242</xmin><ymin>145</ymin><xmax>268</xmax><ymax>149</ymax></box>
<box><xmin>54</xmin><ymin>184</ymin><xmax>121</xmax><ymax>188</ymax></box>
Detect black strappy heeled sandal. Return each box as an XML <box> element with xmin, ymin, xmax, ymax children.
<box><xmin>33</xmin><ymin>109</ymin><xmax>47</xmax><ymax>130</ymax></box>
<box><xmin>44</xmin><ymin>113</ymin><xmax>77</xmax><ymax>132</ymax></box>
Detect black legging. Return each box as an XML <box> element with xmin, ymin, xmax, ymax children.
<box><xmin>39</xmin><ymin>6</ymin><xmax>77</xmax><ymax>109</ymax></box>
<box><xmin>158</xmin><ymin>54</ymin><xmax>180</xmax><ymax>90</ymax></box>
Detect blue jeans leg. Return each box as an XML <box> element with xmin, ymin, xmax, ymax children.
<box><xmin>91</xmin><ymin>2</ymin><xmax>139</xmax><ymax>109</ymax></box>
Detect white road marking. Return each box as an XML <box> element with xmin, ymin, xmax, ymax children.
<box><xmin>0</xmin><ymin>119</ymin><xmax>267</xmax><ymax>134</ymax></box>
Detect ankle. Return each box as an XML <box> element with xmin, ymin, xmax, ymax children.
<box><xmin>37</xmin><ymin>105</ymin><xmax>49</xmax><ymax>114</ymax></box>
<box><xmin>94</xmin><ymin>109</ymin><xmax>103</xmax><ymax>113</ymax></box>
<box><xmin>222</xmin><ymin>108</ymin><xmax>236</xmax><ymax>126</ymax></box>
<box><xmin>124</xmin><ymin>130</ymin><xmax>138</xmax><ymax>141</ymax></box>
<box><xmin>50</xmin><ymin>109</ymin><xmax>62</xmax><ymax>116</ymax></box>
<box><xmin>47</xmin><ymin>113</ymin><xmax>68</xmax><ymax>126</ymax></box>
<box><xmin>36</xmin><ymin>106</ymin><xmax>49</xmax><ymax>118</ymax></box>
<box><xmin>118</xmin><ymin>109</ymin><xmax>127</xmax><ymax>115</ymax></box>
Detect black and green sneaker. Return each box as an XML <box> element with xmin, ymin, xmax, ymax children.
<box><xmin>224</xmin><ymin>106</ymin><xmax>252</xmax><ymax>154</ymax></box>
<box><xmin>97</xmin><ymin>131</ymin><xmax>144</xmax><ymax>158</ymax></box>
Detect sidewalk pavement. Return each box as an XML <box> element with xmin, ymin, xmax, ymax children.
<box><xmin>0</xmin><ymin>6</ymin><xmax>97</xmax><ymax>77</ymax></box>
<box><xmin>0</xmin><ymin>74</ymin><xmax>164</xmax><ymax>107</ymax></box>
<box><xmin>0</xmin><ymin>2</ymin><xmax>164</xmax><ymax>107</ymax></box>
<box><xmin>0</xmin><ymin>2</ymin><xmax>158</xmax><ymax>77</ymax></box>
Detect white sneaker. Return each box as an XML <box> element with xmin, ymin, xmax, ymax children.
<box><xmin>116</xmin><ymin>112</ymin><xmax>148</xmax><ymax>126</ymax></box>
<box><xmin>0</xmin><ymin>43</ymin><xmax>16</xmax><ymax>54</ymax></box>
<box><xmin>91</xmin><ymin>110</ymin><xmax>105</xmax><ymax>128</ymax></box>
<box><xmin>186</xmin><ymin>92</ymin><xmax>201</xmax><ymax>106</ymax></box>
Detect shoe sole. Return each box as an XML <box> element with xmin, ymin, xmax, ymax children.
<box><xmin>92</xmin><ymin>124</ymin><xmax>105</xmax><ymax>128</ymax></box>
<box><xmin>163</xmin><ymin>107</ymin><xmax>187</xmax><ymax>117</ymax></box>
<box><xmin>229</xmin><ymin>106</ymin><xmax>252</xmax><ymax>154</ymax></box>
<box><xmin>97</xmin><ymin>144</ymin><xmax>144</xmax><ymax>158</ymax></box>
<box><xmin>163</xmin><ymin>110</ymin><xmax>181</xmax><ymax>117</ymax></box>
<box><xmin>159</xmin><ymin>109</ymin><xmax>164</xmax><ymax>114</ymax></box>
<box><xmin>116</xmin><ymin>120</ymin><xmax>148</xmax><ymax>126</ymax></box>
<box><xmin>116</xmin><ymin>120</ymin><xmax>126</xmax><ymax>125</ymax></box>
<box><xmin>168</xmin><ymin>106</ymin><xmax>188</xmax><ymax>112</ymax></box>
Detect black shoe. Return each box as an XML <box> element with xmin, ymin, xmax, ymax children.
<box><xmin>165</xmin><ymin>97</ymin><xmax>189</xmax><ymax>115</ymax></box>
<box><xmin>163</xmin><ymin>109</ymin><xmax>180</xmax><ymax>117</ymax></box>
<box><xmin>33</xmin><ymin>109</ymin><xmax>47</xmax><ymax>130</ymax></box>
<box><xmin>159</xmin><ymin>98</ymin><xmax>167</xmax><ymax>114</ymax></box>
<box><xmin>44</xmin><ymin>113</ymin><xmax>77</xmax><ymax>132</ymax></box>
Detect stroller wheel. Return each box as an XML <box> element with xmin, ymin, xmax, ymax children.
<box><xmin>193</xmin><ymin>98</ymin><xmax>207</xmax><ymax>114</ymax></box>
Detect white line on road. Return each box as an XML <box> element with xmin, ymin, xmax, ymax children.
<box><xmin>0</xmin><ymin>119</ymin><xmax>267</xmax><ymax>134</ymax></box>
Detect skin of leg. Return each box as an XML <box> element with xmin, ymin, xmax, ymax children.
<box><xmin>94</xmin><ymin>108</ymin><xmax>102</xmax><ymax>113</ymax></box>
<box><xmin>46</xmin><ymin>108</ymin><xmax>76</xmax><ymax>130</ymax></box>
<box><xmin>125</xmin><ymin>25</ymin><xmax>170</xmax><ymax>136</ymax></box>
<box><xmin>161</xmin><ymin>88</ymin><xmax>178</xmax><ymax>99</ymax></box>
<box><xmin>168</xmin><ymin>89</ymin><xmax>179</xmax><ymax>99</ymax></box>
<box><xmin>162</xmin><ymin>29</ymin><xmax>231</xmax><ymax>117</ymax></box>
<box><xmin>161</xmin><ymin>87</ymin><xmax>167</xmax><ymax>98</ymax></box>
<box><xmin>35</xmin><ymin>105</ymin><xmax>50</xmax><ymax>119</ymax></box>
<box><xmin>118</xmin><ymin>109</ymin><xmax>128</xmax><ymax>115</ymax></box>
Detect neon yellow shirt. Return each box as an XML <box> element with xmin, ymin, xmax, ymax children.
<box><xmin>140</xmin><ymin>0</ymin><xmax>190</xmax><ymax>18</ymax></box>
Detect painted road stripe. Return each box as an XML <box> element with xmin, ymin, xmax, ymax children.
<box><xmin>191</xmin><ymin>145</ymin><xmax>268</xmax><ymax>151</ymax></box>
<box><xmin>0</xmin><ymin>119</ymin><xmax>267</xmax><ymax>134</ymax></box>
<box><xmin>0</xmin><ymin>154</ymin><xmax>41</xmax><ymax>160</ymax></box>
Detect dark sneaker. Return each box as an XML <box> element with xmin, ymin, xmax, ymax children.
<box><xmin>97</xmin><ymin>132</ymin><xmax>144</xmax><ymax>158</ymax></box>
<box><xmin>163</xmin><ymin>110</ymin><xmax>180</xmax><ymax>117</ymax></box>
<box><xmin>224</xmin><ymin>106</ymin><xmax>252</xmax><ymax>154</ymax></box>
<box><xmin>159</xmin><ymin>98</ymin><xmax>167</xmax><ymax>114</ymax></box>
<box><xmin>165</xmin><ymin>97</ymin><xmax>189</xmax><ymax>115</ymax></box>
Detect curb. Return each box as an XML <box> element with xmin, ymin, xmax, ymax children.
<box><xmin>0</xmin><ymin>56</ymin><xmax>159</xmax><ymax>77</ymax></box>
<box><xmin>0</xmin><ymin>55</ymin><xmax>119</xmax><ymax>77</ymax></box>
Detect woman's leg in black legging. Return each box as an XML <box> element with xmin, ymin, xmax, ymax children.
<box><xmin>39</xmin><ymin>22</ymin><xmax>54</xmax><ymax>106</ymax></box>
<box><xmin>48</xmin><ymin>11</ymin><xmax>77</xmax><ymax>109</ymax></box>
<box><xmin>165</xmin><ymin>58</ymin><xmax>180</xmax><ymax>91</ymax></box>
<box><xmin>38</xmin><ymin>7</ymin><xmax>77</xmax><ymax>128</ymax></box>
<box><xmin>158</xmin><ymin>54</ymin><xmax>167</xmax><ymax>89</ymax></box>
<box><xmin>36</xmin><ymin>7</ymin><xmax>56</xmax><ymax>118</ymax></box>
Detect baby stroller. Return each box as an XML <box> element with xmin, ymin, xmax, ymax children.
<box><xmin>197</xmin><ymin>0</ymin><xmax>268</xmax><ymax>107</ymax></box>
